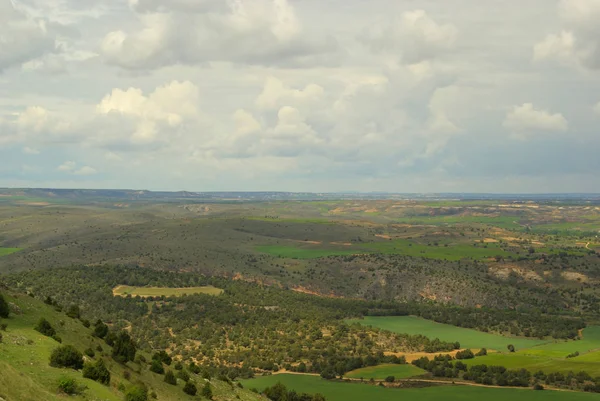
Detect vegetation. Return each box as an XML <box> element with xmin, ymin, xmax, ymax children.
<box><xmin>82</xmin><ymin>359</ymin><xmax>111</xmax><ymax>385</ymax></box>
<box><xmin>50</xmin><ymin>345</ymin><xmax>84</xmax><ymax>369</ymax></box>
<box><xmin>0</xmin><ymin>293</ymin><xmax>9</xmax><ymax>318</ymax></box>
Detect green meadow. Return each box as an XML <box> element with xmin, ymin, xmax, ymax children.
<box><xmin>0</xmin><ymin>247</ymin><xmax>20</xmax><ymax>257</ymax></box>
<box><xmin>113</xmin><ymin>285</ymin><xmax>224</xmax><ymax>297</ymax></box>
<box><xmin>345</xmin><ymin>364</ymin><xmax>426</xmax><ymax>380</ymax></box>
<box><xmin>349</xmin><ymin>316</ymin><xmax>548</xmax><ymax>350</ymax></box>
<box><xmin>241</xmin><ymin>374</ymin><xmax>597</xmax><ymax>401</ymax></box>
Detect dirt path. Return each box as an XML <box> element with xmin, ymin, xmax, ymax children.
<box><xmin>586</xmin><ymin>242</ymin><xmax>591</xmax><ymax>250</ymax></box>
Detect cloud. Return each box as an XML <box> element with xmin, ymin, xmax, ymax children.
<box><xmin>57</xmin><ymin>161</ymin><xmax>97</xmax><ymax>175</ymax></box>
<box><xmin>255</xmin><ymin>77</ymin><xmax>324</xmax><ymax>111</ymax></box>
<box><xmin>503</xmin><ymin>103</ymin><xmax>569</xmax><ymax>137</ymax></box>
<box><xmin>534</xmin><ymin>0</ymin><xmax>600</xmax><ymax>69</ymax></box>
<box><xmin>23</xmin><ymin>147</ymin><xmax>40</xmax><ymax>155</ymax></box>
<box><xmin>360</xmin><ymin>9</ymin><xmax>457</xmax><ymax>64</ymax></box>
<box><xmin>0</xmin><ymin>1</ymin><xmax>59</xmax><ymax>72</ymax></box>
<box><xmin>594</xmin><ymin>102</ymin><xmax>600</xmax><ymax>115</ymax></box>
<box><xmin>101</xmin><ymin>0</ymin><xmax>339</xmax><ymax>70</ymax></box>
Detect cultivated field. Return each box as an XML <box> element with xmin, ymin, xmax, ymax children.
<box><xmin>350</xmin><ymin>316</ymin><xmax>548</xmax><ymax>350</ymax></box>
<box><xmin>0</xmin><ymin>248</ymin><xmax>20</xmax><ymax>257</ymax></box>
<box><xmin>241</xmin><ymin>374</ymin><xmax>598</xmax><ymax>401</ymax></box>
<box><xmin>345</xmin><ymin>364</ymin><xmax>426</xmax><ymax>380</ymax></box>
<box><xmin>112</xmin><ymin>285</ymin><xmax>224</xmax><ymax>297</ymax></box>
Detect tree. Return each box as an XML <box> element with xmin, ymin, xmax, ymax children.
<box><xmin>201</xmin><ymin>382</ymin><xmax>213</xmax><ymax>400</ymax></box>
<box><xmin>164</xmin><ymin>370</ymin><xmax>177</xmax><ymax>385</ymax></box>
<box><xmin>183</xmin><ymin>381</ymin><xmax>197</xmax><ymax>396</ymax></box>
<box><xmin>66</xmin><ymin>305</ymin><xmax>80</xmax><ymax>319</ymax></box>
<box><xmin>93</xmin><ymin>319</ymin><xmax>108</xmax><ymax>338</ymax></box>
<box><xmin>0</xmin><ymin>293</ymin><xmax>9</xmax><ymax>318</ymax></box>
<box><xmin>112</xmin><ymin>331</ymin><xmax>136</xmax><ymax>363</ymax></box>
<box><xmin>152</xmin><ymin>350</ymin><xmax>172</xmax><ymax>366</ymax></box>
<box><xmin>83</xmin><ymin>359</ymin><xmax>111</xmax><ymax>385</ymax></box>
<box><xmin>125</xmin><ymin>385</ymin><xmax>148</xmax><ymax>401</ymax></box>
<box><xmin>34</xmin><ymin>318</ymin><xmax>56</xmax><ymax>337</ymax></box>
<box><xmin>150</xmin><ymin>359</ymin><xmax>165</xmax><ymax>374</ymax></box>
<box><xmin>385</xmin><ymin>376</ymin><xmax>395</xmax><ymax>383</ymax></box>
<box><xmin>50</xmin><ymin>345</ymin><xmax>84</xmax><ymax>369</ymax></box>
<box><xmin>507</xmin><ymin>344</ymin><xmax>515</xmax><ymax>353</ymax></box>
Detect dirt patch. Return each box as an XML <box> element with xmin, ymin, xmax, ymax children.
<box><xmin>384</xmin><ymin>349</ymin><xmax>485</xmax><ymax>363</ymax></box>
<box><xmin>483</xmin><ymin>238</ymin><xmax>499</xmax><ymax>243</ymax></box>
<box><xmin>330</xmin><ymin>242</ymin><xmax>352</xmax><ymax>246</ymax></box>
<box><xmin>16</xmin><ymin>202</ymin><xmax>50</xmax><ymax>206</ymax></box>
<box><xmin>375</xmin><ymin>234</ymin><xmax>392</xmax><ymax>239</ymax></box>
<box><xmin>291</xmin><ymin>286</ymin><xmax>342</xmax><ymax>298</ymax></box>
<box><xmin>489</xmin><ymin>264</ymin><xmax>543</xmax><ymax>281</ymax></box>
<box><xmin>561</xmin><ymin>271</ymin><xmax>588</xmax><ymax>282</ymax></box>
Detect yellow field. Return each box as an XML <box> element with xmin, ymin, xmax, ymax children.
<box><xmin>112</xmin><ymin>285</ymin><xmax>224</xmax><ymax>297</ymax></box>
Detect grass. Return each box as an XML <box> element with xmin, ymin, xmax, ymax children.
<box><xmin>0</xmin><ymin>247</ymin><xmax>21</xmax><ymax>257</ymax></box>
<box><xmin>349</xmin><ymin>316</ymin><xmax>548</xmax><ymax>351</ymax></box>
<box><xmin>241</xmin><ymin>374</ymin><xmax>597</xmax><ymax>401</ymax></box>
<box><xmin>463</xmin><ymin>326</ymin><xmax>600</xmax><ymax>376</ymax></box>
<box><xmin>345</xmin><ymin>364</ymin><xmax>426</xmax><ymax>380</ymax></box>
<box><xmin>255</xmin><ymin>245</ymin><xmax>357</xmax><ymax>259</ymax></box>
<box><xmin>112</xmin><ymin>285</ymin><xmax>224</xmax><ymax>297</ymax></box>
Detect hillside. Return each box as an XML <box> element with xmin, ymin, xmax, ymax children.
<box><xmin>0</xmin><ymin>287</ymin><xmax>266</xmax><ymax>401</ymax></box>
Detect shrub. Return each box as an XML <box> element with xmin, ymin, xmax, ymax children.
<box><xmin>84</xmin><ymin>347</ymin><xmax>96</xmax><ymax>358</ymax></box>
<box><xmin>456</xmin><ymin>349</ymin><xmax>475</xmax><ymax>360</ymax></box>
<box><xmin>34</xmin><ymin>318</ymin><xmax>56</xmax><ymax>338</ymax></box>
<box><xmin>57</xmin><ymin>377</ymin><xmax>84</xmax><ymax>395</ymax></box>
<box><xmin>0</xmin><ymin>332</ymin><xmax>3</xmax><ymax>343</ymax></box>
<box><xmin>50</xmin><ymin>345</ymin><xmax>84</xmax><ymax>369</ymax></box>
<box><xmin>0</xmin><ymin>293</ymin><xmax>9</xmax><ymax>318</ymax></box>
<box><xmin>112</xmin><ymin>331</ymin><xmax>136</xmax><ymax>363</ymax></box>
<box><xmin>201</xmin><ymin>383</ymin><xmax>213</xmax><ymax>400</ymax></box>
<box><xmin>476</xmin><ymin>348</ymin><xmax>488</xmax><ymax>356</ymax></box>
<box><xmin>150</xmin><ymin>359</ymin><xmax>165</xmax><ymax>374</ymax></box>
<box><xmin>188</xmin><ymin>362</ymin><xmax>201</xmax><ymax>374</ymax></box>
<box><xmin>93</xmin><ymin>319</ymin><xmax>108</xmax><ymax>339</ymax></box>
<box><xmin>164</xmin><ymin>370</ymin><xmax>177</xmax><ymax>385</ymax></box>
<box><xmin>507</xmin><ymin>344</ymin><xmax>515</xmax><ymax>353</ymax></box>
<box><xmin>0</xmin><ymin>323</ymin><xmax>7</xmax><ymax>331</ymax></box>
<box><xmin>385</xmin><ymin>376</ymin><xmax>395</xmax><ymax>383</ymax></box>
<box><xmin>183</xmin><ymin>381</ymin><xmax>197</xmax><ymax>396</ymax></box>
<box><xmin>124</xmin><ymin>370</ymin><xmax>131</xmax><ymax>380</ymax></box>
<box><xmin>82</xmin><ymin>359</ymin><xmax>111</xmax><ymax>385</ymax></box>
<box><xmin>66</xmin><ymin>305</ymin><xmax>80</xmax><ymax>319</ymax></box>
<box><xmin>174</xmin><ymin>361</ymin><xmax>183</xmax><ymax>370</ymax></box>
<box><xmin>125</xmin><ymin>385</ymin><xmax>148</xmax><ymax>401</ymax></box>
<box><xmin>152</xmin><ymin>350</ymin><xmax>172</xmax><ymax>366</ymax></box>
<box><xmin>81</xmin><ymin>319</ymin><xmax>91</xmax><ymax>328</ymax></box>
<box><xmin>177</xmin><ymin>370</ymin><xmax>190</xmax><ymax>382</ymax></box>
<box><xmin>533</xmin><ymin>384</ymin><xmax>544</xmax><ymax>390</ymax></box>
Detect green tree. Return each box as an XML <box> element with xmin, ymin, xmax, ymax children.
<box><xmin>183</xmin><ymin>381</ymin><xmax>197</xmax><ymax>396</ymax></box>
<box><xmin>50</xmin><ymin>345</ymin><xmax>84</xmax><ymax>369</ymax></box>
<box><xmin>0</xmin><ymin>293</ymin><xmax>9</xmax><ymax>318</ymax></box>
<box><xmin>201</xmin><ymin>382</ymin><xmax>213</xmax><ymax>400</ymax></box>
<box><xmin>66</xmin><ymin>304</ymin><xmax>80</xmax><ymax>319</ymax></box>
<box><xmin>34</xmin><ymin>318</ymin><xmax>56</xmax><ymax>337</ymax></box>
<box><xmin>112</xmin><ymin>331</ymin><xmax>136</xmax><ymax>363</ymax></box>
<box><xmin>507</xmin><ymin>344</ymin><xmax>515</xmax><ymax>353</ymax></box>
<box><xmin>385</xmin><ymin>376</ymin><xmax>395</xmax><ymax>383</ymax></box>
<box><xmin>93</xmin><ymin>319</ymin><xmax>108</xmax><ymax>338</ymax></box>
<box><xmin>125</xmin><ymin>385</ymin><xmax>148</xmax><ymax>401</ymax></box>
<box><xmin>82</xmin><ymin>359</ymin><xmax>111</xmax><ymax>385</ymax></box>
<box><xmin>164</xmin><ymin>370</ymin><xmax>177</xmax><ymax>385</ymax></box>
<box><xmin>150</xmin><ymin>359</ymin><xmax>164</xmax><ymax>374</ymax></box>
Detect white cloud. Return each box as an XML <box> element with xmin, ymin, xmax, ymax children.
<box><xmin>360</xmin><ymin>9</ymin><xmax>457</xmax><ymax>64</ymax></box>
<box><xmin>101</xmin><ymin>0</ymin><xmax>338</xmax><ymax>70</ymax></box>
<box><xmin>0</xmin><ymin>1</ymin><xmax>59</xmax><ymax>71</ymax></box>
<box><xmin>534</xmin><ymin>0</ymin><xmax>600</xmax><ymax>69</ymax></box>
<box><xmin>22</xmin><ymin>146</ymin><xmax>40</xmax><ymax>155</ymax></box>
<box><xmin>255</xmin><ymin>77</ymin><xmax>324</xmax><ymax>111</ymax></box>
<box><xmin>57</xmin><ymin>161</ymin><xmax>97</xmax><ymax>175</ymax></box>
<box><xmin>503</xmin><ymin>103</ymin><xmax>569</xmax><ymax>136</ymax></box>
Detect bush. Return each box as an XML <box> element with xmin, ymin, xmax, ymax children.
<box><xmin>164</xmin><ymin>370</ymin><xmax>177</xmax><ymax>385</ymax></box>
<box><xmin>84</xmin><ymin>347</ymin><xmax>96</xmax><ymax>358</ymax></box>
<box><xmin>50</xmin><ymin>345</ymin><xmax>84</xmax><ymax>369</ymax></box>
<box><xmin>66</xmin><ymin>305</ymin><xmax>80</xmax><ymax>319</ymax></box>
<box><xmin>183</xmin><ymin>381</ymin><xmax>197</xmax><ymax>395</ymax></box>
<box><xmin>456</xmin><ymin>349</ymin><xmax>475</xmax><ymax>360</ymax></box>
<box><xmin>0</xmin><ymin>323</ymin><xmax>7</xmax><ymax>331</ymax></box>
<box><xmin>57</xmin><ymin>377</ymin><xmax>84</xmax><ymax>395</ymax></box>
<box><xmin>0</xmin><ymin>293</ymin><xmax>9</xmax><ymax>318</ymax></box>
<box><xmin>150</xmin><ymin>359</ymin><xmax>165</xmax><ymax>374</ymax></box>
<box><xmin>34</xmin><ymin>318</ymin><xmax>56</xmax><ymax>338</ymax></box>
<box><xmin>82</xmin><ymin>359</ymin><xmax>111</xmax><ymax>385</ymax></box>
<box><xmin>177</xmin><ymin>370</ymin><xmax>190</xmax><ymax>382</ymax></box>
<box><xmin>476</xmin><ymin>348</ymin><xmax>488</xmax><ymax>356</ymax></box>
<box><xmin>152</xmin><ymin>350</ymin><xmax>172</xmax><ymax>366</ymax></box>
<box><xmin>0</xmin><ymin>332</ymin><xmax>3</xmax><ymax>343</ymax></box>
<box><xmin>81</xmin><ymin>319</ymin><xmax>91</xmax><ymax>328</ymax></box>
<box><xmin>93</xmin><ymin>319</ymin><xmax>108</xmax><ymax>339</ymax></box>
<box><xmin>507</xmin><ymin>344</ymin><xmax>515</xmax><ymax>353</ymax></box>
<box><xmin>112</xmin><ymin>331</ymin><xmax>136</xmax><ymax>364</ymax></box>
<box><xmin>174</xmin><ymin>361</ymin><xmax>183</xmax><ymax>370</ymax></box>
<box><xmin>188</xmin><ymin>362</ymin><xmax>201</xmax><ymax>374</ymax></box>
<box><xmin>125</xmin><ymin>385</ymin><xmax>148</xmax><ymax>401</ymax></box>
<box><xmin>385</xmin><ymin>376</ymin><xmax>395</xmax><ymax>383</ymax></box>
<box><xmin>533</xmin><ymin>383</ymin><xmax>544</xmax><ymax>390</ymax></box>
<box><xmin>201</xmin><ymin>383</ymin><xmax>213</xmax><ymax>400</ymax></box>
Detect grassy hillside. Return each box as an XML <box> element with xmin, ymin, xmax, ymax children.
<box><xmin>241</xmin><ymin>374</ymin><xmax>599</xmax><ymax>401</ymax></box>
<box><xmin>0</xmin><ymin>289</ymin><xmax>265</xmax><ymax>401</ymax></box>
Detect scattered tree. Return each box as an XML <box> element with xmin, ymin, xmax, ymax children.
<box><xmin>50</xmin><ymin>345</ymin><xmax>84</xmax><ymax>369</ymax></box>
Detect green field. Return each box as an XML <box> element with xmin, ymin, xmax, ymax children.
<box><xmin>463</xmin><ymin>326</ymin><xmax>600</xmax><ymax>376</ymax></box>
<box><xmin>113</xmin><ymin>285</ymin><xmax>224</xmax><ymax>297</ymax></box>
<box><xmin>0</xmin><ymin>247</ymin><xmax>20</xmax><ymax>257</ymax></box>
<box><xmin>345</xmin><ymin>364</ymin><xmax>426</xmax><ymax>380</ymax></box>
<box><xmin>255</xmin><ymin>245</ymin><xmax>357</xmax><ymax>259</ymax></box>
<box><xmin>349</xmin><ymin>316</ymin><xmax>548</xmax><ymax>350</ymax></box>
<box><xmin>241</xmin><ymin>374</ymin><xmax>598</xmax><ymax>401</ymax></box>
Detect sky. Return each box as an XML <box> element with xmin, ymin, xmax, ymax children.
<box><xmin>1</xmin><ymin>0</ymin><xmax>599</xmax><ymax>193</ymax></box>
